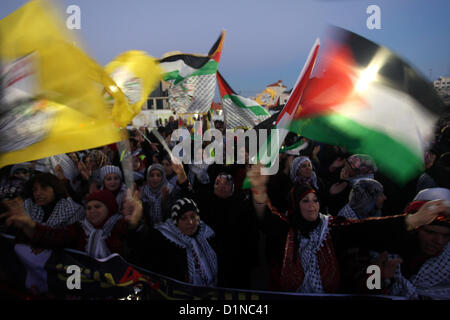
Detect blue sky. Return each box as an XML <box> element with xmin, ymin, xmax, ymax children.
<box><xmin>2</xmin><ymin>0</ymin><xmax>450</xmax><ymax>97</ymax></box>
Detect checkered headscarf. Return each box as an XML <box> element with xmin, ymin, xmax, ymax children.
<box><xmin>99</xmin><ymin>165</ymin><xmax>123</xmax><ymax>183</ymax></box>
<box><xmin>170</xmin><ymin>198</ymin><xmax>199</xmax><ymax>223</ymax></box>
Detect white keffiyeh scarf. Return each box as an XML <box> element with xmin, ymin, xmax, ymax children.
<box><xmin>372</xmin><ymin>244</ymin><xmax>450</xmax><ymax>300</ymax></box>
<box><xmin>296</xmin><ymin>213</ymin><xmax>330</xmax><ymax>293</ymax></box>
<box><xmin>24</xmin><ymin>197</ymin><xmax>85</xmax><ymax>228</ymax></box>
<box><xmin>338</xmin><ymin>204</ymin><xmax>358</xmax><ymax>220</ymax></box>
<box><xmin>80</xmin><ymin>214</ymin><xmax>123</xmax><ymax>259</ymax></box>
<box><xmin>156</xmin><ymin>220</ymin><xmax>218</xmax><ymax>287</ymax></box>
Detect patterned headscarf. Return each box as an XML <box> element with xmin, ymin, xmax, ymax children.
<box><xmin>87</xmin><ymin>150</ymin><xmax>109</xmax><ymax>169</ymax></box>
<box><xmin>345</xmin><ymin>154</ymin><xmax>377</xmax><ymax>185</ymax></box>
<box><xmin>347</xmin><ymin>154</ymin><xmax>377</xmax><ymax>176</ymax></box>
<box><xmin>170</xmin><ymin>198</ymin><xmax>200</xmax><ymax>223</ymax></box>
<box><xmin>347</xmin><ymin>179</ymin><xmax>383</xmax><ymax>219</ymax></box>
<box><xmin>24</xmin><ymin>197</ymin><xmax>85</xmax><ymax>228</ymax></box>
<box><xmin>99</xmin><ymin>165</ymin><xmax>127</xmax><ymax>209</ymax></box>
<box><xmin>214</xmin><ymin>173</ymin><xmax>234</xmax><ymax>195</ymax></box>
<box><xmin>99</xmin><ymin>165</ymin><xmax>123</xmax><ymax>183</ymax></box>
<box><xmin>289</xmin><ymin>156</ymin><xmax>319</xmax><ymax>189</ymax></box>
<box><xmin>370</xmin><ymin>247</ymin><xmax>450</xmax><ymax>300</ymax></box>
<box><xmin>141</xmin><ymin>164</ymin><xmax>171</xmax><ymax>225</ymax></box>
<box><xmin>155</xmin><ymin>219</ymin><xmax>218</xmax><ymax>287</ymax></box>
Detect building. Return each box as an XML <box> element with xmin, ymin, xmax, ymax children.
<box><xmin>433</xmin><ymin>76</ymin><xmax>450</xmax><ymax>97</ymax></box>
<box><xmin>254</xmin><ymin>80</ymin><xmax>291</xmax><ymax>108</ymax></box>
<box><xmin>145</xmin><ymin>81</ymin><xmax>170</xmax><ymax>110</ymax></box>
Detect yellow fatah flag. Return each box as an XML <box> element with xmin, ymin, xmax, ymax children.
<box><xmin>105</xmin><ymin>51</ymin><xmax>162</xmax><ymax>128</ymax></box>
<box><xmin>255</xmin><ymin>87</ymin><xmax>276</xmax><ymax>106</ymax></box>
<box><xmin>0</xmin><ymin>0</ymin><xmax>126</xmax><ymax>168</ymax></box>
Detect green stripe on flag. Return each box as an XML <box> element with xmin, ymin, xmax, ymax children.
<box><xmin>280</xmin><ymin>139</ymin><xmax>303</xmax><ymax>153</ymax></box>
<box><xmin>226</xmin><ymin>95</ymin><xmax>269</xmax><ymax>116</ymax></box>
<box><xmin>162</xmin><ymin>70</ymin><xmax>183</xmax><ymax>82</ymax></box>
<box><xmin>248</xmin><ymin>106</ymin><xmax>270</xmax><ymax>116</ymax></box>
<box><xmin>288</xmin><ymin>114</ymin><xmax>424</xmax><ymax>184</ymax></box>
<box><xmin>189</xmin><ymin>60</ymin><xmax>218</xmax><ymax>77</ymax></box>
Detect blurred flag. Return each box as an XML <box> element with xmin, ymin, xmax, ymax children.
<box><xmin>0</xmin><ymin>0</ymin><xmax>125</xmax><ymax>168</ymax></box>
<box><xmin>286</xmin><ymin>27</ymin><xmax>446</xmax><ymax>183</ymax></box>
<box><xmin>217</xmin><ymin>71</ymin><xmax>270</xmax><ymax>129</ymax></box>
<box><xmin>105</xmin><ymin>50</ymin><xmax>162</xmax><ymax>128</ymax></box>
<box><xmin>159</xmin><ymin>31</ymin><xmax>225</xmax><ymax>114</ymax></box>
<box><xmin>255</xmin><ymin>87</ymin><xmax>276</xmax><ymax>106</ymax></box>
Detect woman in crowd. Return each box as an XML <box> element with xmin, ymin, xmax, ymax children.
<box><xmin>338</xmin><ymin>179</ymin><xmax>387</xmax><ymax>220</ymax></box>
<box><xmin>327</xmin><ymin>154</ymin><xmax>378</xmax><ymax>216</ymax></box>
<box><xmin>416</xmin><ymin>152</ymin><xmax>450</xmax><ymax>192</ymax></box>
<box><xmin>247</xmin><ymin>164</ymin><xmax>450</xmax><ymax>294</ymax></box>
<box><xmin>99</xmin><ymin>165</ymin><xmax>128</xmax><ymax>211</ymax></box>
<box><xmin>22</xmin><ymin>173</ymin><xmax>84</xmax><ymax>228</ymax></box>
<box><xmin>127</xmin><ymin>197</ymin><xmax>218</xmax><ymax>287</ymax></box>
<box><xmin>161</xmin><ymin>155</ymin><xmax>178</xmax><ymax>188</ymax></box>
<box><xmin>191</xmin><ymin>173</ymin><xmax>259</xmax><ymax>289</ymax></box>
<box><xmin>0</xmin><ymin>190</ymin><xmax>135</xmax><ymax>259</ymax></box>
<box><xmin>83</xmin><ymin>149</ymin><xmax>110</xmax><ymax>190</ymax></box>
<box><xmin>140</xmin><ymin>160</ymin><xmax>190</xmax><ymax>227</ymax></box>
<box><xmin>363</xmin><ymin>187</ymin><xmax>450</xmax><ymax>299</ymax></box>
<box><xmin>0</xmin><ymin>162</ymin><xmax>33</xmax><ymax>201</ymax></box>
<box><xmin>290</xmin><ymin>156</ymin><xmax>328</xmax><ymax>212</ymax></box>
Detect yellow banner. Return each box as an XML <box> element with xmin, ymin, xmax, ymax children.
<box><xmin>105</xmin><ymin>51</ymin><xmax>162</xmax><ymax>128</ymax></box>
<box><xmin>0</xmin><ymin>0</ymin><xmax>126</xmax><ymax>168</ymax></box>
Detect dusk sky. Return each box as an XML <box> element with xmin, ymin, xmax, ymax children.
<box><xmin>2</xmin><ymin>0</ymin><xmax>449</xmax><ymax>98</ymax></box>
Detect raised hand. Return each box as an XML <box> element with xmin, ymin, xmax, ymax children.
<box><xmin>77</xmin><ymin>161</ymin><xmax>91</xmax><ymax>181</ymax></box>
<box><xmin>406</xmin><ymin>200</ymin><xmax>450</xmax><ymax>231</ymax></box>
<box><xmin>0</xmin><ymin>198</ymin><xmax>36</xmax><ymax>237</ymax></box>
<box><xmin>122</xmin><ymin>189</ymin><xmax>143</xmax><ymax>230</ymax></box>
<box><xmin>172</xmin><ymin>158</ymin><xmax>187</xmax><ymax>184</ymax></box>
<box><xmin>374</xmin><ymin>251</ymin><xmax>403</xmax><ymax>280</ymax></box>
<box><xmin>54</xmin><ymin>164</ymin><xmax>65</xmax><ymax>181</ymax></box>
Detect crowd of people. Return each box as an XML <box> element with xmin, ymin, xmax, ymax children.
<box><xmin>0</xmin><ymin>113</ymin><xmax>449</xmax><ymax>300</ymax></box>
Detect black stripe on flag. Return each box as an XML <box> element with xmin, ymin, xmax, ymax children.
<box><xmin>158</xmin><ymin>54</ymin><xmax>210</xmax><ymax>70</ymax></box>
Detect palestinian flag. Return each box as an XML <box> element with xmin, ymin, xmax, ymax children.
<box><xmin>217</xmin><ymin>71</ymin><xmax>270</xmax><ymax>129</ymax></box>
<box><xmin>286</xmin><ymin>27</ymin><xmax>446</xmax><ymax>184</ymax></box>
<box><xmin>159</xmin><ymin>31</ymin><xmax>225</xmax><ymax>114</ymax></box>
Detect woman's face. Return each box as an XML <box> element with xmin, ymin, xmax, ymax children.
<box><xmin>132</xmin><ymin>157</ymin><xmax>141</xmax><ymax>171</ymax></box>
<box><xmin>162</xmin><ymin>159</ymin><xmax>173</xmax><ymax>176</ymax></box>
<box><xmin>32</xmin><ymin>183</ymin><xmax>55</xmax><ymax>206</ymax></box>
<box><xmin>86</xmin><ymin>200</ymin><xmax>109</xmax><ymax>228</ymax></box>
<box><xmin>104</xmin><ymin>173</ymin><xmax>121</xmax><ymax>192</ymax></box>
<box><xmin>297</xmin><ymin>160</ymin><xmax>312</xmax><ymax>178</ymax></box>
<box><xmin>177</xmin><ymin>210</ymin><xmax>199</xmax><ymax>236</ymax></box>
<box><xmin>214</xmin><ymin>177</ymin><xmax>233</xmax><ymax>199</ymax></box>
<box><xmin>148</xmin><ymin>170</ymin><xmax>163</xmax><ymax>189</ymax></box>
<box><xmin>299</xmin><ymin>192</ymin><xmax>320</xmax><ymax>222</ymax></box>
<box><xmin>417</xmin><ymin>225</ymin><xmax>450</xmax><ymax>257</ymax></box>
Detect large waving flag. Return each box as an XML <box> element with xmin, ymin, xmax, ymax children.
<box><xmin>217</xmin><ymin>71</ymin><xmax>270</xmax><ymax>129</ymax></box>
<box><xmin>105</xmin><ymin>51</ymin><xmax>162</xmax><ymax>128</ymax></box>
<box><xmin>285</xmin><ymin>27</ymin><xmax>447</xmax><ymax>183</ymax></box>
<box><xmin>0</xmin><ymin>0</ymin><xmax>125</xmax><ymax>168</ymax></box>
<box><xmin>159</xmin><ymin>31</ymin><xmax>225</xmax><ymax>114</ymax></box>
